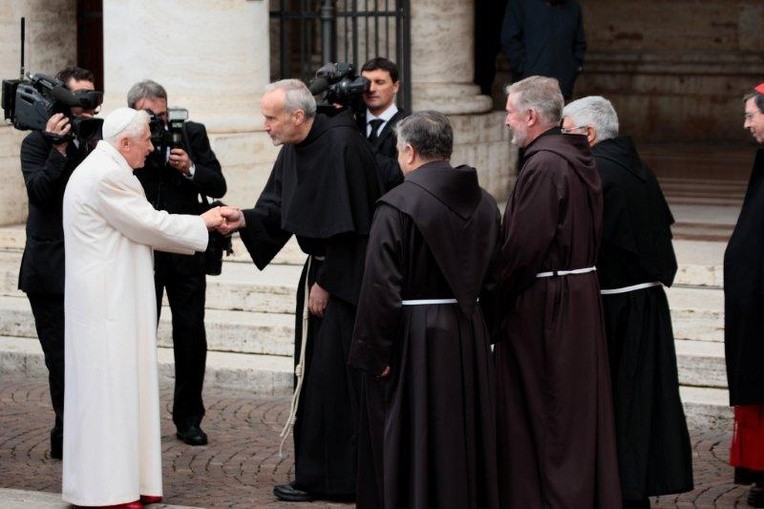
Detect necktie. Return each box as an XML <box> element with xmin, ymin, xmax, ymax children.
<box><xmin>368</xmin><ymin>119</ymin><xmax>384</xmax><ymax>143</ymax></box>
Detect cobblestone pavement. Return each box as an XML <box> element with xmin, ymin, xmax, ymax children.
<box><xmin>0</xmin><ymin>373</ymin><xmax>754</xmax><ymax>508</ymax></box>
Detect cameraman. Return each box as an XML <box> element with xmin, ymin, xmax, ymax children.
<box><xmin>358</xmin><ymin>57</ymin><xmax>407</xmax><ymax>190</ymax></box>
<box><xmin>128</xmin><ymin>80</ymin><xmax>226</xmax><ymax>446</ymax></box>
<box><xmin>19</xmin><ymin>66</ymin><xmax>100</xmax><ymax>460</ymax></box>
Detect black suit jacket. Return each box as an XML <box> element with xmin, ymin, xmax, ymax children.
<box><xmin>134</xmin><ymin>120</ymin><xmax>226</xmax><ymax>275</ymax></box>
<box><xmin>356</xmin><ymin>109</ymin><xmax>407</xmax><ymax>191</ymax></box>
<box><xmin>19</xmin><ymin>131</ymin><xmax>89</xmax><ymax>294</ymax></box>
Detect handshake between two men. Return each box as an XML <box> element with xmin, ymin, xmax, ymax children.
<box><xmin>199</xmin><ymin>206</ymin><xmax>245</xmax><ymax>233</ymax></box>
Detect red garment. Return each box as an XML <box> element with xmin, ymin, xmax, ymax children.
<box><xmin>731</xmin><ymin>404</ymin><xmax>764</xmax><ymax>471</ymax></box>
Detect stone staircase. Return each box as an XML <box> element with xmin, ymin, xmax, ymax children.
<box><xmin>0</xmin><ymin>214</ymin><xmax>733</xmax><ymax>430</ymax></box>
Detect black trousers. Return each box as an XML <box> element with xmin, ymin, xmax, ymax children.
<box><xmin>27</xmin><ymin>292</ymin><xmax>65</xmax><ymax>442</ymax></box>
<box><xmin>154</xmin><ymin>254</ymin><xmax>208</xmax><ymax>429</ymax></box>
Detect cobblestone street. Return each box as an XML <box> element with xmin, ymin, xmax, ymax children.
<box><xmin>0</xmin><ymin>372</ymin><xmax>753</xmax><ymax>508</ymax></box>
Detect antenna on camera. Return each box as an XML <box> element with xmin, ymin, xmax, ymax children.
<box><xmin>19</xmin><ymin>17</ymin><xmax>25</xmax><ymax>80</ymax></box>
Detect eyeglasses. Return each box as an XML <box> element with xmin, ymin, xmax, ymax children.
<box><xmin>561</xmin><ymin>125</ymin><xmax>589</xmax><ymax>135</ymax></box>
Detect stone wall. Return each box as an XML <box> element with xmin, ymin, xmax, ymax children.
<box><xmin>491</xmin><ymin>1</ymin><xmax>764</xmax><ymax>144</ymax></box>
<box><xmin>576</xmin><ymin>0</ymin><xmax>764</xmax><ymax>143</ymax></box>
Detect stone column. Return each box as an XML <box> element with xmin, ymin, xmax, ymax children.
<box><xmin>409</xmin><ymin>0</ymin><xmax>492</xmax><ymax>114</ymax></box>
<box><xmin>409</xmin><ymin>0</ymin><xmax>512</xmax><ymax>201</ymax></box>
<box><xmin>102</xmin><ymin>0</ymin><xmax>279</xmax><ymax>208</ymax></box>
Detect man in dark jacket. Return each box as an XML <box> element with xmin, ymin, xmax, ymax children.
<box><xmin>19</xmin><ymin>66</ymin><xmax>100</xmax><ymax>460</ymax></box>
<box><xmin>219</xmin><ymin>79</ymin><xmax>383</xmax><ymax>502</ymax></box>
<box><xmin>358</xmin><ymin>57</ymin><xmax>407</xmax><ymax>190</ymax></box>
<box><xmin>724</xmin><ymin>82</ymin><xmax>764</xmax><ymax>508</ymax></box>
<box><xmin>501</xmin><ymin>0</ymin><xmax>586</xmax><ymax>99</ymax></box>
<box><xmin>348</xmin><ymin>111</ymin><xmax>502</xmax><ymax>509</ymax></box>
<box><xmin>495</xmin><ymin>76</ymin><xmax>621</xmax><ymax>507</ymax></box>
<box><xmin>563</xmin><ymin>95</ymin><xmax>694</xmax><ymax>508</ymax></box>
<box><xmin>128</xmin><ymin>80</ymin><xmax>227</xmax><ymax>446</ymax></box>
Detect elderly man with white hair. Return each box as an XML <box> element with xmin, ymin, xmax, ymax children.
<box><xmin>562</xmin><ymin>96</ymin><xmax>694</xmax><ymax>508</ymax></box>
<box><xmin>61</xmin><ymin>107</ymin><xmax>224</xmax><ymax>508</ymax></box>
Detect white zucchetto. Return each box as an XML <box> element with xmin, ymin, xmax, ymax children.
<box><xmin>102</xmin><ymin>107</ymin><xmax>140</xmax><ymax>139</ymax></box>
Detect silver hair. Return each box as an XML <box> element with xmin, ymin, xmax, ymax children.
<box><xmin>264</xmin><ymin>79</ymin><xmax>317</xmax><ymax>118</ymax></box>
<box><xmin>505</xmin><ymin>76</ymin><xmax>564</xmax><ymax>126</ymax></box>
<box><xmin>563</xmin><ymin>96</ymin><xmax>620</xmax><ymax>141</ymax></box>
<box><xmin>127</xmin><ymin>80</ymin><xmax>168</xmax><ymax>108</ymax></box>
<box><xmin>103</xmin><ymin>110</ymin><xmax>151</xmax><ymax>144</ymax></box>
<box><xmin>395</xmin><ymin>110</ymin><xmax>453</xmax><ymax>161</ymax></box>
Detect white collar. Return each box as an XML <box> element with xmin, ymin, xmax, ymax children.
<box><xmin>366</xmin><ymin>103</ymin><xmax>399</xmax><ymax>124</ymax></box>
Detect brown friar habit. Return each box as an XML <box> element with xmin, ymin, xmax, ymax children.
<box><xmin>348</xmin><ymin>161</ymin><xmax>502</xmax><ymax>509</ymax></box>
<box><xmin>237</xmin><ymin>110</ymin><xmax>383</xmax><ymax>497</ymax></box>
<box><xmin>593</xmin><ymin>136</ymin><xmax>693</xmax><ymax>500</ymax></box>
<box><xmin>494</xmin><ymin>128</ymin><xmax>622</xmax><ymax>508</ymax></box>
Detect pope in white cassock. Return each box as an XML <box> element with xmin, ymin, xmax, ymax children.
<box><xmin>61</xmin><ymin>107</ymin><xmax>223</xmax><ymax>508</ymax></box>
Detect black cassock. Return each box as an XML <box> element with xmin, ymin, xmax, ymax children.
<box><xmin>348</xmin><ymin>162</ymin><xmax>501</xmax><ymax>509</ymax></box>
<box><xmin>726</xmin><ymin>148</ymin><xmax>764</xmax><ymax>407</ymax></box>
<box><xmin>593</xmin><ymin>136</ymin><xmax>693</xmax><ymax>500</ymax></box>
<box><xmin>238</xmin><ymin>110</ymin><xmax>382</xmax><ymax>496</ymax></box>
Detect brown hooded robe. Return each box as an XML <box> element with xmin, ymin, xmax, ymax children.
<box><xmin>494</xmin><ymin>129</ymin><xmax>622</xmax><ymax>508</ymax></box>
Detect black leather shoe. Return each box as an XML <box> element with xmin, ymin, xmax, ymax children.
<box><xmin>748</xmin><ymin>487</ymin><xmax>764</xmax><ymax>508</ymax></box>
<box><xmin>273</xmin><ymin>483</ymin><xmax>313</xmax><ymax>502</ymax></box>
<box><xmin>176</xmin><ymin>424</ymin><xmax>208</xmax><ymax>446</ymax></box>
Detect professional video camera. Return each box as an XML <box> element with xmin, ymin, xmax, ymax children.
<box><xmin>2</xmin><ymin>74</ymin><xmax>103</xmax><ymax>143</ymax></box>
<box><xmin>1</xmin><ymin>19</ymin><xmax>103</xmax><ymax>143</ymax></box>
<box><xmin>309</xmin><ymin>62</ymin><xmax>369</xmax><ymax>109</ymax></box>
<box><xmin>147</xmin><ymin>107</ymin><xmax>189</xmax><ymax>157</ymax></box>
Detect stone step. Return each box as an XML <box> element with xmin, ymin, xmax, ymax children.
<box><xmin>675</xmin><ymin>339</ymin><xmax>725</xmax><ymax>388</ymax></box>
<box><xmin>0</xmin><ymin>294</ymin><xmax>296</xmax><ymax>357</ymax></box>
<box><xmin>0</xmin><ymin>335</ymin><xmax>293</xmax><ymax>396</ymax></box>
<box><xmin>665</xmin><ymin>286</ymin><xmax>724</xmax><ymax>342</ymax></box>
<box><xmin>679</xmin><ymin>386</ymin><xmax>731</xmax><ymax>433</ymax></box>
<box><xmin>0</xmin><ymin>224</ymin><xmax>308</xmax><ymax>266</ymax></box>
<box><xmin>0</xmin><ymin>249</ymin><xmax>304</xmax><ymax>315</ymax></box>
<box><xmin>1</xmin><ymin>334</ymin><xmax>731</xmax><ymax>432</ymax></box>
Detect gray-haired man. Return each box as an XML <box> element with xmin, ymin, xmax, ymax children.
<box><xmin>220</xmin><ymin>79</ymin><xmax>383</xmax><ymax>502</ymax></box>
<box><xmin>128</xmin><ymin>79</ymin><xmax>227</xmax><ymax>447</ymax></box>
<box><xmin>563</xmin><ymin>95</ymin><xmax>693</xmax><ymax>509</ymax></box>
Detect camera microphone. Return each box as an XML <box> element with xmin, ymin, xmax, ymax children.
<box><xmin>309</xmin><ymin>77</ymin><xmax>330</xmax><ymax>96</ymax></box>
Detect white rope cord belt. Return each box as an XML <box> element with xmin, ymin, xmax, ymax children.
<box><xmin>536</xmin><ymin>266</ymin><xmax>597</xmax><ymax>278</ymax></box>
<box><xmin>600</xmin><ymin>281</ymin><xmax>662</xmax><ymax>295</ymax></box>
<box><xmin>402</xmin><ymin>298</ymin><xmax>458</xmax><ymax>305</ymax></box>
<box><xmin>401</xmin><ymin>298</ymin><xmax>480</xmax><ymax>306</ymax></box>
<box><xmin>279</xmin><ymin>255</ymin><xmax>315</xmax><ymax>457</ymax></box>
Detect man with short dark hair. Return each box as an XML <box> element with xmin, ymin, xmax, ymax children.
<box><xmin>563</xmin><ymin>95</ymin><xmax>694</xmax><ymax>509</ymax></box>
<box><xmin>349</xmin><ymin>110</ymin><xmax>501</xmax><ymax>508</ymax></box>
<box><xmin>19</xmin><ymin>65</ymin><xmax>100</xmax><ymax>460</ymax></box>
<box><xmin>359</xmin><ymin>57</ymin><xmax>406</xmax><ymax>190</ymax></box>
<box><xmin>725</xmin><ymin>82</ymin><xmax>764</xmax><ymax>508</ymax></box>
<box><xmin>127</xmin><ymin>79</ymin><xmax>226</xmax><ymax>446</ymax></box>
<box><xmin>495</xmin><ymin>75</ymin><xmax>621</xmax><ymax>507</ymax></box>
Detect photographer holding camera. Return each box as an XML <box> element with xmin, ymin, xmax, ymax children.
<box><xmin>128</xmin><ymin>79</ymin><xmax>226</xmax><ymax>447</ymax></box>
<box><xmin>18</xmin><ymin>66</ymin><xmax>100</xmax><ymax>461</ymax></box>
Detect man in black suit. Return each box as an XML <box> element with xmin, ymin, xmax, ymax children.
<box><xmin>358</xmin><ymin>57</ymin><xmax>407</xmax><ymax>190</ymax></box>
<box><xmin>128</xmin><ymin>80</ymin><xmax>226</xmax><ymax>446</ymax></box>
<box><xmin>19</xmin><ymin>66</ymin><xmax>101</xmax><ymax>460</ymax></box>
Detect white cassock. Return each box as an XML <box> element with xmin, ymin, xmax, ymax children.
<box><xmin>61</xmin><ymin>141</ymin><xmax>209</xmax><ymax>506</ymax></box>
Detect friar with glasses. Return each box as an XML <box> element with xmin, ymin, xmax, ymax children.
<box><xmin>563</xmin><ymin>95</ymin><xmax>694</xmax><ymax>509</ymax></box>
<box><xmin>725</xmin><ymin>83</ymin><xmax>764</xmax><ymax>508</ymax></box>
<box><xmin>495</xmin><ymin>75</ymin><xmax>621</xmax><ymax>508</ymax></box>
<box><xmin>348</xmin><ymin>111</ymin><xmax>502</xmax><ymax>509</ymax></box>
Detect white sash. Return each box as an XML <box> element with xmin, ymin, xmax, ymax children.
<box><xmin>600</xmin><ymin>281</ymin><xmax>662</xmax><ymax>295</ymax></box>
<box><xmin>536</xmin><ymin>266</ymin><xmax>597</xmax><ymax>278</ymax></box>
